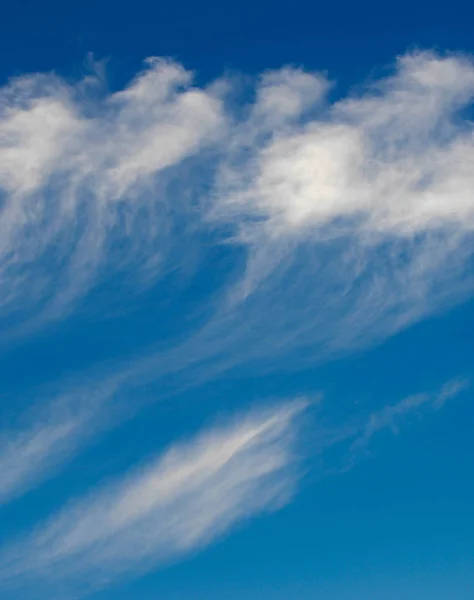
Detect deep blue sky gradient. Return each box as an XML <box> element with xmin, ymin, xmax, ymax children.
<box><xmin>1</xmin><ymin>1</ymin><xmax>474</xmax><ymax>598</ymax></box>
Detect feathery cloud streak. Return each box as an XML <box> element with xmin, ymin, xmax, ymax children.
<box><xmin>351</xmin><ymin>377</ymin><xmax>470</xmax><ymax>450</ymax></box>
<box><xmin>0</xmin><ymin>378</ymin><xmax>467</xmax><ymax>598</ymax></box>
<box><xmin>0</xmin><ymin>375</ymin><xmax>125</xmax><ymax>506</ymax></box>
<box><xmin>0</xmin><ymin>401</ymin><xmax>307</xmax><ymax>596</ymax></box>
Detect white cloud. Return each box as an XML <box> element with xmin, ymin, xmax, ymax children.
<box><xmin>204</xmin><ymin>51</ymin><xmax>474</xmax><ymax>365</ymax></box>
<box><xmin>0</xmin><ymin>413</ymin><xmax>80</xmax><ymax>504</ymax></box>
<box><xmin>219</xmin><ymin>51</ymin><xmax>474</xmax><ymax>235</ymax></box>
<box><xmin>1</xmin><ymin>49</ymin><xmax>474</xmax><ymax>524</ymax></box>
<box><xmin>351</xmin><ymin>377</ymin><xmax>470</xmax><ymax>450</ymax></box>
<box><xmin>0</xmin><ymin>401</ymin><xmax>306</xmax><ymax>596</ymax></box>
<box><xmin>2</xmin><ymin>50</ymin><xmax>474</xmax><ymax>359</ymax></box>
<box><xmin>0</xmin><ymin>59</ymin><xmax>225</xmax><ymax>339</ymax></box>
<box><xmin>0</xmin><ymin>376</ymin><xmax>124</xmax><ymax>505</ymax></box>
<box><xmin>0</xmin><ymin>376</ymin><xmax>466</xmax><ymax>599</ymax></box>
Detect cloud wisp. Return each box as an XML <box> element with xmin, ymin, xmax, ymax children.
<box><xmin>2</xmin><ymin>50</ymin><xmax>474</xmax><ymax>509</ymax></box>
<box><xmin>0</xmin><ymin>401</ymin><xmax>307</xmax><ymax>597</ymax></box>
<box><xmin>350</xmin><ymin>377</ymin><xmax>470</xmax><ymax>451</ymax></box>
<box><xmin>0</xmin><ymin>374</ymin><xmax>125</xmax><ymax>506</ymax></box>
<box><xmin>0</xmin><ymin>58</ymin><xmax>225</xmax><ymax>340</ymax></box>
<box><xmin>0</xmin><ymin>377</ymin><xmax>467</xmax><ymax>599</ymax></box>
<box><xmin>1</xmin><ymin>51</ymin><xmax>474</xmax><ymax>359</ymax></box>
<box><xmin>209</xmin><ymin>51</ymin><xmax>474</xmax><ymax>366</ymax></box>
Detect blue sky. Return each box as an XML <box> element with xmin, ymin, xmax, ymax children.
<box><xmin>0</xmin><ymin>1</ymin><xmax>474</xmax><ymax>599</ymax></box>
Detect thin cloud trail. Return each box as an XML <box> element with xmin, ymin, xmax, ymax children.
<box><xmin>294</xmin><ymin>377</ymin><xmax>470</xmax><ymax>480</ymax></box>
<box><xmin>0</xmin><ymin>374</ymin><xmax>126</xmax><ymax>506</ymax></box>
<box><xmin>350</xmin><ymin>377</ymin><xmax>470</xmax><ymax>451</ymax></box>
<box><xmin>0</xmin><ymin>378</ymin><xmax>467</xmax><ymax>599</ymax></box>
<box><xmin>0</xmin><ymin>400</ymin><xmax>308</xmax><ymax>598</ymax></box>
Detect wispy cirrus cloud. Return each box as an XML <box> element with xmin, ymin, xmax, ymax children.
<box><xmin>1</xmin><ymin>51</ymin><xmax>474</xmax><ymax>358</ymax></box>
<box><xmin>209</xmin><ymin>51</ymin><xmax>474</xmax><ymax>366</ymax></box>
<box><xmin>0</xmin><ymin>375</ymin><xmax>124</xmax><ymax>506</ymax></box>
<box><xmin>0</xmin><ymin>401</ymin><xmax>307</xmax><ymax>597</ymax></box>
<box><xmin>350</xmin><ymin>377</ymin><xmax>470</xmax><ymax>451</ymax></box>
<box><xmin>0</xmin><ymin>377</ymin><xmax>467</xmax><ymax>599</ymax></box>
<box><xmin>2</xmin><ymin>50</ymin><xmax>474</xmax><ymax>507</ymax></box>
<box><xmin>1</xmin><ymin>51</ymin><xmax>474</xmax><ymax>598</ymax></box>
<box><xmin>0</xmin><ymin>58</ymin><xmax>225</xmax><ymax>340</ymax></box>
